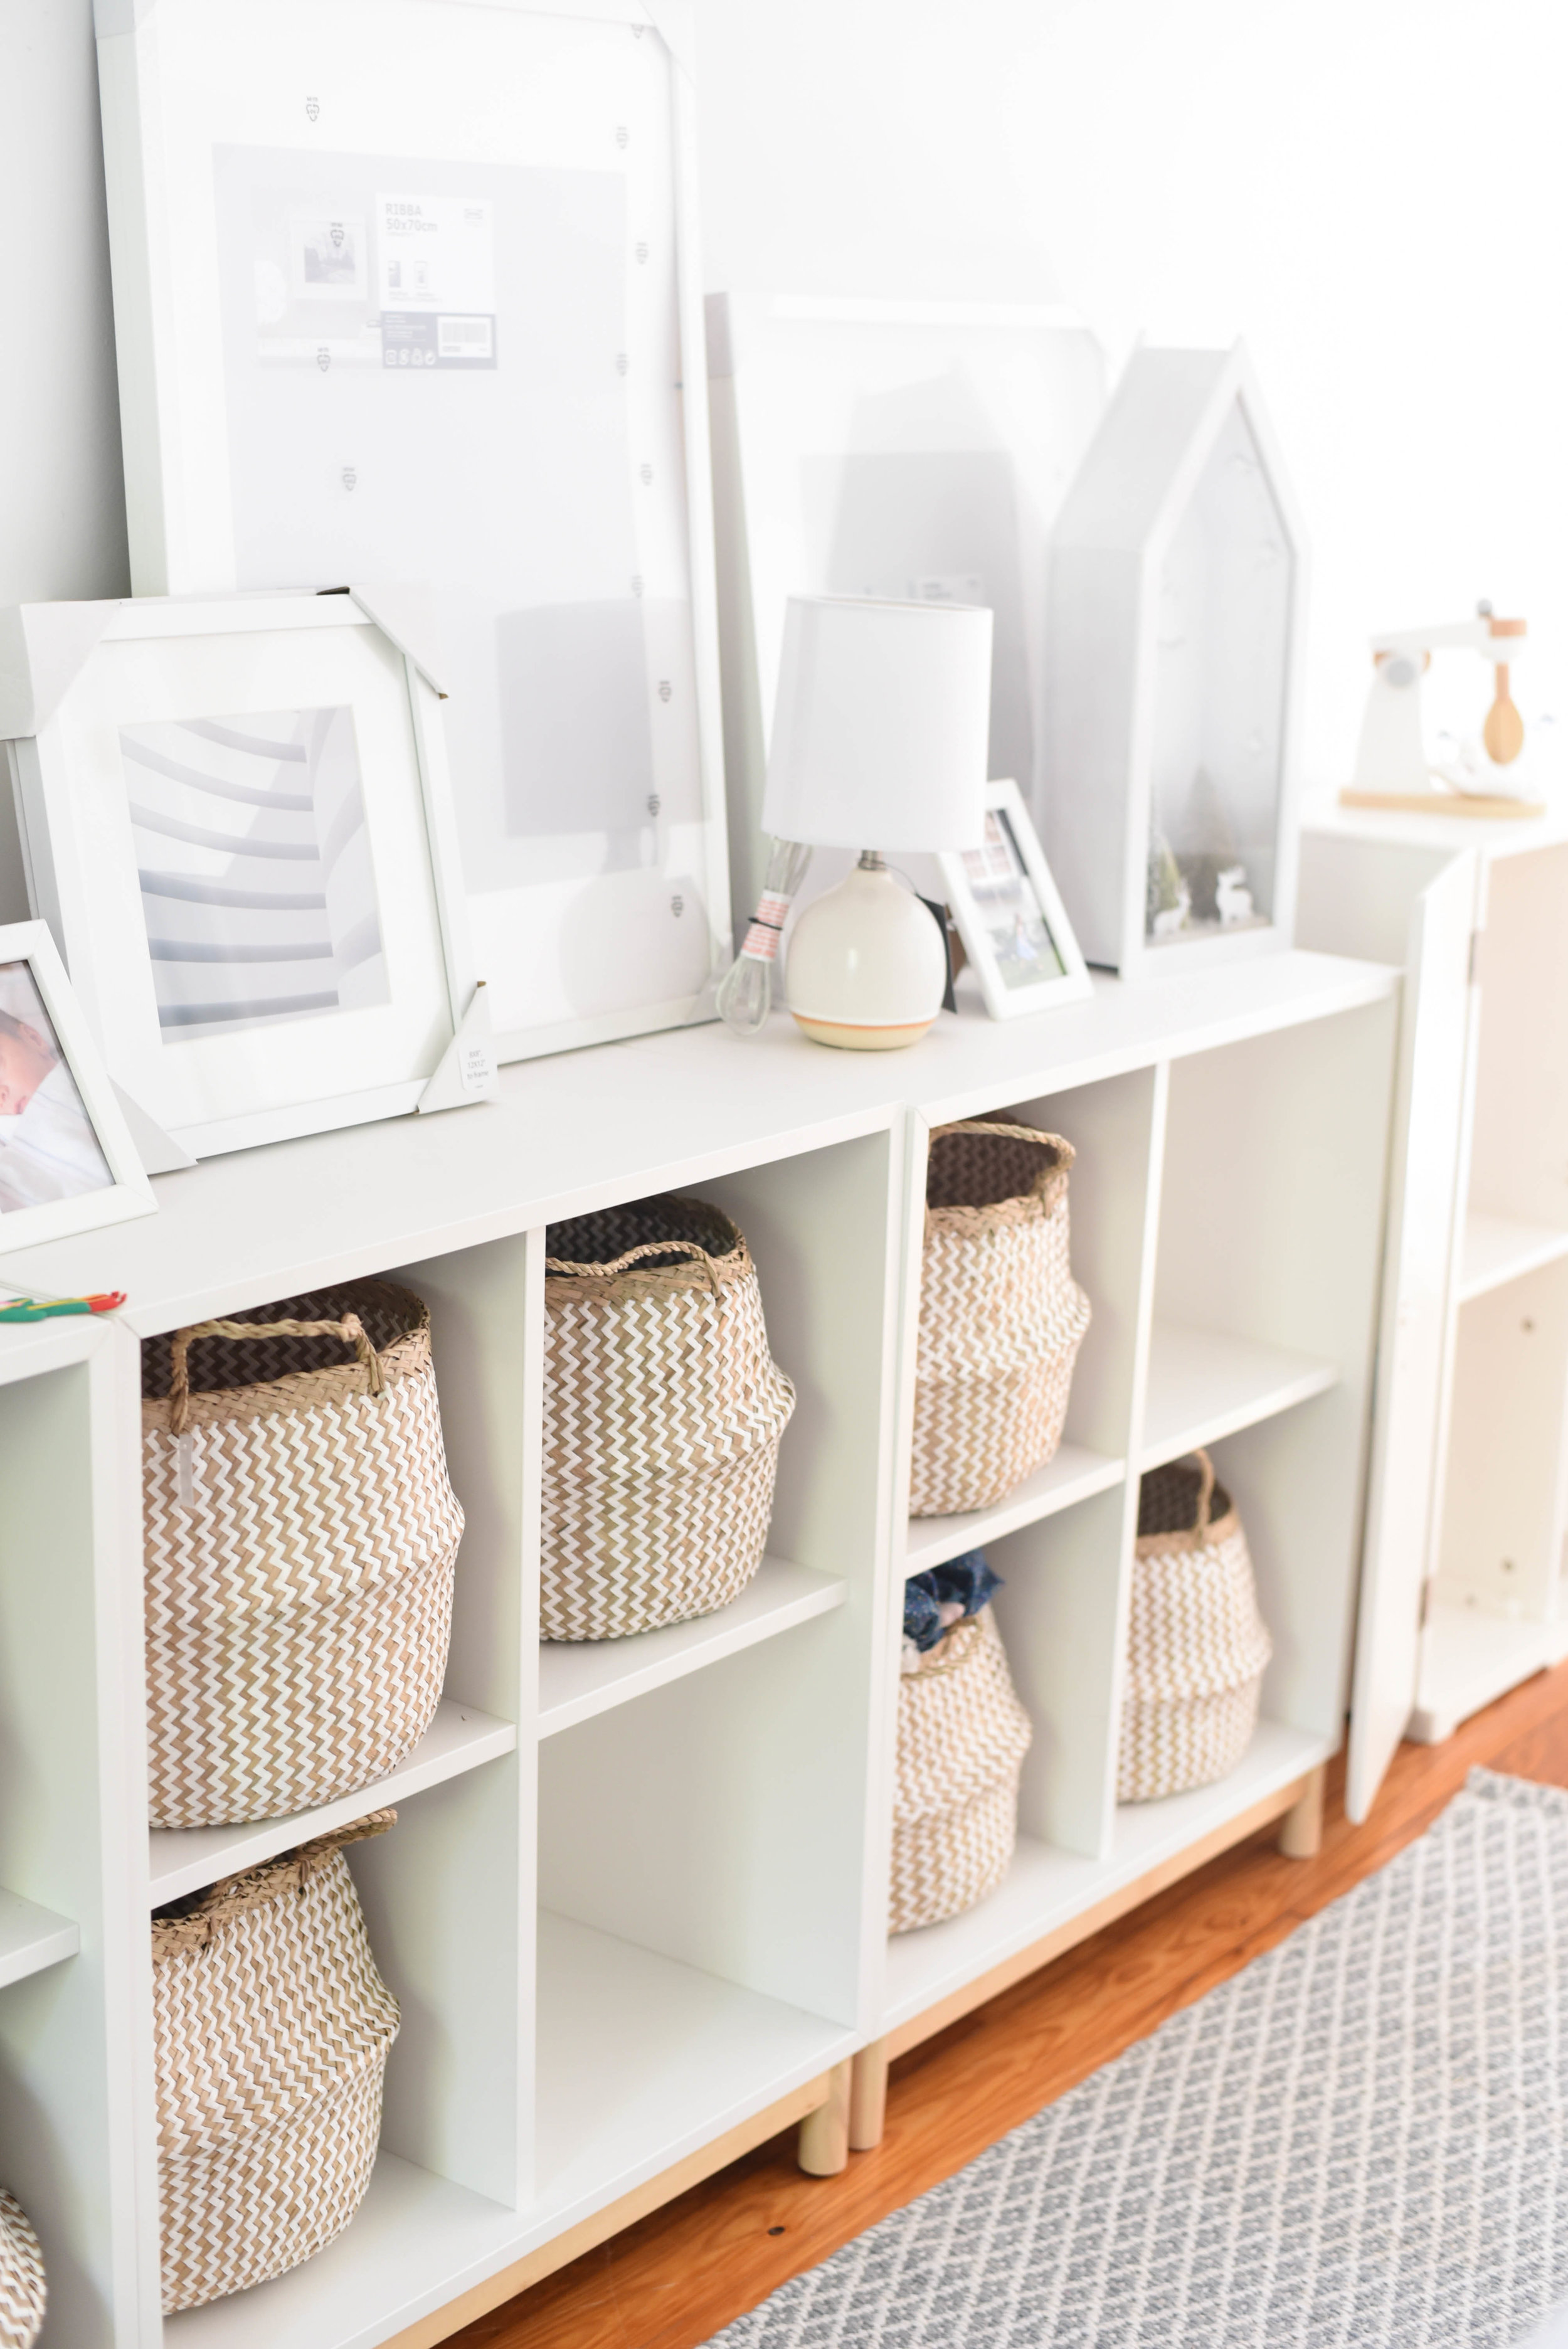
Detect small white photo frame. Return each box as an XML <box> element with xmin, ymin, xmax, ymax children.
<box><xmin>938</xmin><ymin>780</ymin><xmax>1092</xmax><ymax>1021</ymax></box>
<box><xmin>1</xmin><ymin>592</ymin><xmax>479</xmax><ymax>1160</ymax></box>
<box><xmin>0</xmin><ymin>921</ymin><xmax>156</xmax><ymax>1250</ymax></box>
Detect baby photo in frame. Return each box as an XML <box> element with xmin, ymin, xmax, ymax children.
<box><xmin>938</xmin><ymin>779</ymin><xmax>1093</xmax><ymax>1021</ymax></box>
<box><xmin>0</xmin><ymin>922</ymin><xmax>156</xmax><ymax>1250</ymax></box>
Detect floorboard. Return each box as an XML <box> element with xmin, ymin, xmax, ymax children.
<box><xmin>455</xmin><ymin>1658</ymin><xmax>1568</xmax><ymax>2349</ymax></box>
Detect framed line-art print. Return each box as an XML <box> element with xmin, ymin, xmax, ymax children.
<box><xmin>0</xmin><ymin>592</ymin><xmax>484</xmax><ymax>1160</ymax></box>
<box><xmin>938</xmin><ymin>780</ymin><xmax>1092</xmax><ymax>1021</ymax></box>
<box><xmin>96</xmin><ymin>0</ymin><xmax>731</xmax><ymax>1063</ymax></box>
<box><xmin>706</xmin><ymin>292</ymin><xmax>1106</xmax><ymax>920</ymax></box>
<box><xmin>0</xmin><ymin>920</ymin><xmax>156</xmax><ymax>1251</ymax></box>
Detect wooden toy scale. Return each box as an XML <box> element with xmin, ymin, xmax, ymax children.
<box><xmin>1340</xmin><ymin>602</ymin><xmax>1542</xmax><ymax>818</ymax></box>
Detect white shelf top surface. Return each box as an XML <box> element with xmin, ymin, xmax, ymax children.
<box><xmin>149</xmin><ymin>1697</ymin><xmax>516</xmax><ymax>1907</ymax></box>
<box><xmin>538</xmin><ymin>1558</ymin><xmax>845</xmax><ymax>1738</ymax></box>
<box><xmin>0</xmin><ymin>951</ymin><xmax>1394</xmax><ymax>1337</ymax></box>
<box><xmin>1459</xmin><ymin>1211</ymin><xmax>1568</xmax><ymax>1305</ymax></box>
<box><xmin>904</xmin><ymin>1443</ymin><xmax>1125</xmax><ymax>1575</ymax></box>
<box><xmin>1142</xmin><ymin>1320</ymin><xmax>1338</xmax><ymax>1468</ymax></box>
<box><xmin>1301</xmin><ymin>795</ymin><xmax>1568</xmax><ymax>863</ymax></box>
<box><xmin>534</xmin><ymin>1910</ymin><xmax>853</xmax><ymax>2230</ymax></box>
<box><xmin>0</xmin><ymin>1885</ymin><xmax>79</xmax><ymax>1990</ymax></box>
<box><xmin>882</xmin><ymin>1717</ymin><xmax>1330</xmax><ymax>2034</ymax></box>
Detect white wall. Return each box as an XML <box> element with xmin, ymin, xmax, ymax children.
<box><xmin>693</xmin><ymin>0</ymin><xmax>1568</xmax><ymax>789</ymax></box>
<box><xmin>0</xmin><ymin>1</ymin><xmax>129</xmax><ymax>607</ymax></box>
<box><xmin>4</xmin><ymin>0</ymin><xmax>1565</xmax><ymax>790</ymax></box>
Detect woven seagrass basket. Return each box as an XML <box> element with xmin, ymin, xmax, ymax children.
<box><xmin>154</xmin><ymin>1811</ymin><xmax>400</xmax><ymax>2315</ymax></box>
<box><xmin>911</xmin><ymin>1121</ymin><xmax>1091</xmax><ymax>1517</ymax></box>
<box><xmin>141</xmin><ymin>1281</ymin><xmax>464</xmax><ymax>1830</ymax></box>
<box><xmin>1118</xmin><ymin>1451</ymin><xmax>1273</xmax><ymax>1803</ymax></box>
<box><xmin>890</xmin><ymin>1606</ymin><xmax>1033</xmax><ymax>1933</ymax></box>
<box><xmin>542</xmin><ymin>1196</ymin><xmax>796</xmax><ymax>1641</ymax></box>
<box><xmin>0</xmin><ymin>2190</ymin><xmax>45</xmax><ymax>2348</ymax></box>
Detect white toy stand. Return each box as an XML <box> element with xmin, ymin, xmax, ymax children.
<box><xmin>1340</xmin><ymin>607</ymin><xmax>1544</xmax><ymax>820</ymax></box>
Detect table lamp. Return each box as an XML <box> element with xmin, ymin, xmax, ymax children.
<box><xmin>763</xmin><ymin>595</ymin><xmax>993</xmax><ymax>1049</ymax></box>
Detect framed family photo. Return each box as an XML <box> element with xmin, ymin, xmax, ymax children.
<box><xmin>0</xmin><ymin>591</ymin><xmax>480</xmax><ymax>1159</ymax></box>
<box><xmin>97</xmin><ymin>0</ymin><xmax>731</xmax><ymax>1063</ymax></box>
<box><xmin>0</xmin><ymin>921</ymin><xmax>155</xmax><ymax>1251</ymax></box>
<box><xmin>938</xmin><ymin>779</ymin><xmax>1092</xmax><ymax>1021</ymax></box>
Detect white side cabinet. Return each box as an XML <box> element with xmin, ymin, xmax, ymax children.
<box><xmin>1300</xmin><ymin>807</ymin><xmax>1568</xmax><ymax>1816</ymax></box>
<box><xmin>0</xmin><ymin>949</ymin><xmax>1397</xmax><ymax>2348</ymax></box>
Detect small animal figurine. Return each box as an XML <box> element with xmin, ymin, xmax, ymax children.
<box><xmin>1216</xmin><ymin>866</ymin><xmax>1253</xmax><ymax>925</ymax></box>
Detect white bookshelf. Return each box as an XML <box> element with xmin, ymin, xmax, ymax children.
<box><xmin>1458</xmin><ymin>1211</ymin><xmax>1568</xmax><ymax>1306</ymax></box>
<box><xmin>537</xmin><ymin>1558</ymin><xmax>847</xmax><ymax>1737</ymax></box>
<box><xmin>149</xmin><ymin>1701</ymin><xmax>519</xmax><ymax>1907</ymax></box>
<box><xmin>1300</xmin><ymin>809</ymin><xmax>1568</xmax><ymax>1809</ymax></box>
<box><xmin>1141</xmin><ymin>1323</ymin><xmax>1338</xmax><ymax>1468</ymax></box>
<box><xmin>0</xmin><ymin>950</ymin><xmax>1399</xmax><ymax>2348</ymax></box>
<box><xmin>0</xmin><ymin>1892</ymin><xmax>80</xmax><ymax>1991</ymax></box>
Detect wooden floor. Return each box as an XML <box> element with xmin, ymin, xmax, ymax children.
<box><xmin>456</xmin><ymin>1660</ymin><xmax>1568</xmax><ymax>2349</ymax></box>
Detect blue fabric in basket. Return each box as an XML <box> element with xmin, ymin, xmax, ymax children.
<box><xmin>903</xmin><ymin>1549</ymin><xmax>1002</xmax><ymax>1651</ymax></box>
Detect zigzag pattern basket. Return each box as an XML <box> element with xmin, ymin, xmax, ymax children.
<box><xmin>1118</xmin><ymin>1451</ymin><xmax>1273</xmax><ymax>1803</ymax></box>
<box><xmin>911</xmin><ymin>1122</ymin><xmax>1091</xmax><ymax>1518</ymax></box>
<box><xmin>542</xmin><ymin>1197</ymin><xmax>796</xmax><ymax>1641</ymax></box>
<box><xmin>153</xmin><ymin>1813</ymin><xmax>400</xmax><ymax>2315</ymax></box>
<box><xmin>0</xmin><ymin>2190</ymin><xmax>45</xmax><ymax>2348</ymax></box>
<box><xmin>141</xmin><ymin>1281</ymin><xmax>464</xmax><ymax>1830</ymax></box>
<box><xmin>891</xmin><ymin>1606</ymin><xmax>1033</xmax><ymax>1933</ymax></box>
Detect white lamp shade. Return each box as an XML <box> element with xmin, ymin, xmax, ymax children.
<box><xmin>761</xmin><ymin>595</ymin><xmax>992</xmax><ymax>851</ymax></box>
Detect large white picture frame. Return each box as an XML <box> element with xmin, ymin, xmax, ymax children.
<box><xmin>95</xmin><ymin>0</ymin><xmax>731</xmax><ymax>1063</ymax></box>
<box><xmin>0</xmin><ymin>592</ymin><xmax>482</xmax><ymax>1160</ymax></box>
<box><xmin>938</xmin><ymin>779</ymin><xmax>1092</xmax><ymax>1021</ymax></box>
<box><xmin>706</xmin><ymin>292</ymin><xmax>1106</xmax><ymax>921</ymax></box>
<box><xmin>0</xmin><ymin>920</ymin><xmax>156</xmax><ymax>1252</ymax></box>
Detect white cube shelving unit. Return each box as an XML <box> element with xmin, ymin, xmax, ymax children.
<box><xmin>0</xmin><ymin>945</ymin><xmax>1397</xmax><ymax>2347</ymax></box>
<box><xmin>1300</xmin><ymin>805</ymin><xmax>1568</xmax><ymax>1816</ymax></box>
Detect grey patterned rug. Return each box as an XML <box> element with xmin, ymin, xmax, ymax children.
<box><xmin>710</xmin><ymin>1770</ymin><xmax>1568</xmax><ymax>2348</ymax></box>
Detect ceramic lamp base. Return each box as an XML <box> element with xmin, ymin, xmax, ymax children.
<box><xmin>784</xmin><ymin>859</ymin><xmax>946</xmax><ymax>1053</ymax></box>
<box><xmin>790</xmin><ymin>1012</ymin><xmax>937</xmax><ymax>1051</ymax></box>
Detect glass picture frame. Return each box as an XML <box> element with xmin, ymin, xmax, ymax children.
<box><xmin>937</xmin><ymin>779</ymin><xmax>1092</xmax><ymax>1021</ymax></box>
<box><xmin>706</xmin><ymin>292</ymin><xmax>1106</xmax><ymax>921</ymax></box>
<box><xmin>0</xmin><ymin>593</ymin><xmax>484</xmax><ymax>1160</ymax></box>
<box><xmin>0</xmin><ymin>920</ymin><xmax>156</xmax><ymax>1253</ymax></box>
<box><xmin>96</xmin><ymin>0</ymin><xmax>730</xmax><ymax>1063</ymax></box>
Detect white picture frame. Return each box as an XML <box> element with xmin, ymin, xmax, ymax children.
<box><xmin>938</xmin><ymin>779</ymin><xmax>1093</xmax><ymax>1021</ymax></box>
<box><xmin>0</xmin><ymin>591</ymin><xmax>484</xmax><ymax>1161</ymax></box>
<box><xmin>95</xmin><ymin>0</ymin><xmax>731</xmax><ymax>1064</ymax></box>
<box><xmin>0</xmin><ymin>920</ymin><xmax>156</xmax><ymax>1252</ymax></box>
<box><xmin>706</xmin><ymin>292</ymin><xmax>1106</xmax><ymax>921</ymax></box>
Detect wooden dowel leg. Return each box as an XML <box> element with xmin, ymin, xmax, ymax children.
<box><xmin>796</xmin><ymin>2058</ymin><xmax>852</xmax><ymax>2176</ymax></box>
<box><xmin>1278</xmin><ymin>1764</ymin><xmax>1325</xmax><ymax>1859</ymax></box>
<box><xmin>848</xmin><ymin>2040</ymin><xmax>889</xmax><ymax>2151</ymax></box>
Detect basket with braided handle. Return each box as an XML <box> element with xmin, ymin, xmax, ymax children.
<box><xmin>541</xmin><ymin>1196</ymin><xmax>796</xmax><ymax>1640</ymax></box>
<box><xmin>140</xmin><ymin>1282</ymin><xmax>464</xmax><ymax>1828</ymax></box>
<box><xmin>1118</xmin><ymin>1451</ymin><xmax>1274</xmax><ymax>1802</ymax></box>
<box><xmin>153</xmin><ymin>1811</ymin><xmax>400</xmax><ymax>2312</ymax></box>
<box><xmin>911</xmin><ymin>1121</ymin><xmax>1092</xmax><ymax>1517</ymax></box>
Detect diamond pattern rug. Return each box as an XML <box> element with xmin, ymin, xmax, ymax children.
<box><xmin>709</xmin><ymin>1769</ymin><xmax>1568</xmax><ymax>2348</ymax></box>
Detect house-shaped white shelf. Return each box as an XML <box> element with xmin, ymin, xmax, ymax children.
<box><xmin>1044</xmin><ymin>344</ymin><xmax>1306</xmax><ymax>977</ymax></box>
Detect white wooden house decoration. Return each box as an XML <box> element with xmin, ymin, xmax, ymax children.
<box><xmin>1043</xmin><ymin>344</ymin><xmax>1308</xmax><ymax>977</ymax></box>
